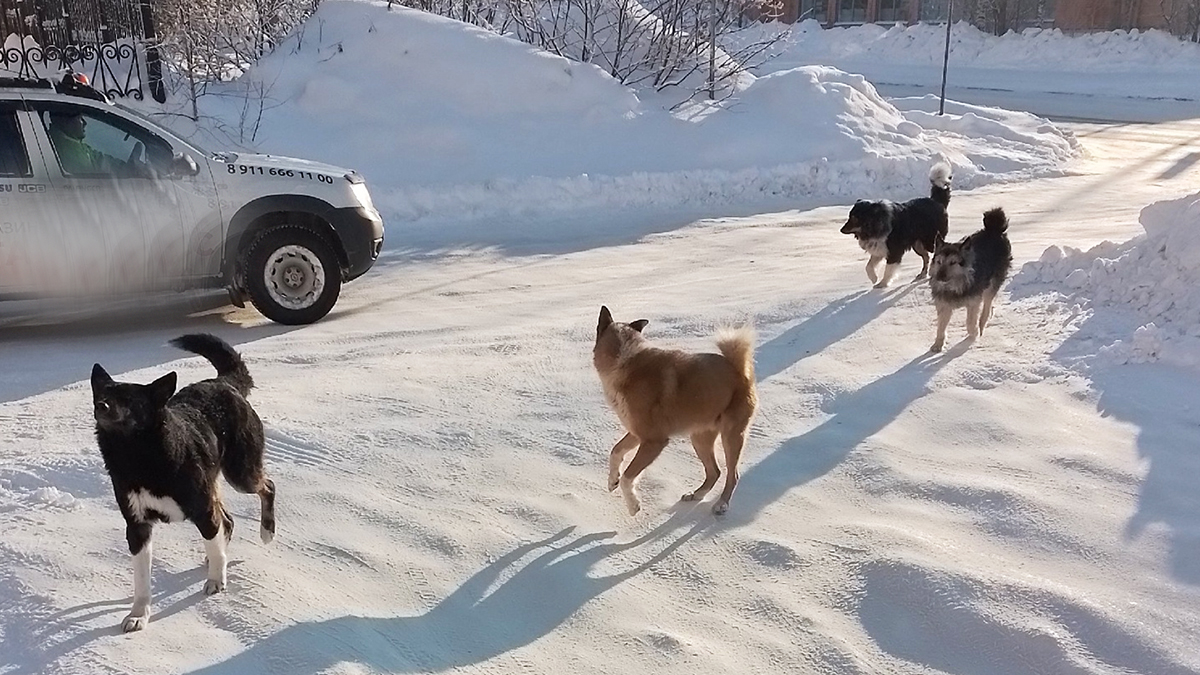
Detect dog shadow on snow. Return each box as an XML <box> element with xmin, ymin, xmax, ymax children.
<box><xmin>2</xmin><ymin>561</ymin><xmax>242</xmax><ymax>675</ymax></box>
<box><xmin>755</xmin><ymin>284</ymin><xmax>918</xmax><ymax>382</ymax></box>
<box><xmin>180</xmin><ymin>511</ymin><xmax>708</xmax><ymax>675</ymax></box>
<box><xmin>722</xmin><ymin>341</ymin><xmax>970</xmax><ymax>529</ymax></box>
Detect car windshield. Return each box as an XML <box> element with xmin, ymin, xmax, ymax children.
<box><xmin>114</xmin><ymin>102</ymin><xmax>211</xmax><ymax>156</ymax></box>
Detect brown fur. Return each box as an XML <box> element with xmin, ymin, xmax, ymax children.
<box><xmin>593</xmin><ymin>306</ymin><xmax>758</xmax><ymax>516</ymax></box>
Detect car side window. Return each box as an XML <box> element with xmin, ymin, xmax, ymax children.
<box><xmin>0</xmin><ymin>109</ymin><xmax>31</xmax><ymax>177</ymax></box>
<box><xmin>34</xmin><ymin>104</ymin><xmax>174</xmax><ymax>178</ymax></box>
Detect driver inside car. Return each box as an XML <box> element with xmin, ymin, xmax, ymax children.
<box><xmin>47</xmin><ymin>111</ymin><xmax>128</xmax><ymax>175</ymax></box>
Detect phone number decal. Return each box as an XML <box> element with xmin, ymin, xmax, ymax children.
<box><xmin>226</xmin><ymin>164</ymin><xmax>335</xmax><ymax>183</ymax></box>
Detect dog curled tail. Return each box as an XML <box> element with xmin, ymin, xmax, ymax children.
<box><xmin>716</xmin><ymin>325</ymin><xmax>757</xmax><ymax>389</ymax></box>
<box><xmin>929</xmin><ymin>162</ymin><xmax>952</xmax><ymax>208</ymax></box>
<box><xmin>169</xmin><ymin>333</ymin><xmax>254</xmax><ymax>396</ymax></box>
<box><xmin>983</xmin><ymin>206</ymin><xmax>1009</xmax><ymax>234</ymax></box>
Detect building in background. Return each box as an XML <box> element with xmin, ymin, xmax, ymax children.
<box><xmin>1054</xmin><ymin>0</ymin><xmax>1197</xmax><ymax>39</ymax></box>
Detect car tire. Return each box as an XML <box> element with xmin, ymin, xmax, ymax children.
<box><xmin>241</xmin><ymin>225</ymin><xmax>342</xmax><ymax>325</ymax></box>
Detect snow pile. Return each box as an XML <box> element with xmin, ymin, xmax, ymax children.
<box><xmin>1014</xmin><ymin>190</ymin><xmax>1200</xmax><ymax>370</ymax></box>
<box><xmin>774</xmin><ymin>19</ymin><xmax>1200</xmax><ymax>73</ymax></box>
<box><xmin>157</xmin><ymin>0</ymin><xmax>1078</xmax><ymax>225</ymax></box>
<box><xmin>31</xmin><ymin>486</ymin><xmax>80</xmax><ymax>509</ymax></box>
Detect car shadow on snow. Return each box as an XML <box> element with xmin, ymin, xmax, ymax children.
<box><xmin>179</xmin><ymin>510</ymin><xmax>710</xmax><ymax>675</ymax></box>
<box><xmin>0</xmin><ymin>292</ymin><xmax>298</xmax><ymax>404</ymax></box>
<box><xmin>721</xmin><ymin>341</ymin><xmax>971</xmax><ymax>530</ymax></box>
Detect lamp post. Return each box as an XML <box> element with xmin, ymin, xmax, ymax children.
<box><xmin>939</xmin><ymin>0</ymin><xmax>953</xmax><ymax>115</ymax></box>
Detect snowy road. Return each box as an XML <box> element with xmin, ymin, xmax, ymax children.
<box><xmin>3</xmin><ymin>118</ymin><xmax>1200</xmax><ymax>675</ymax></box>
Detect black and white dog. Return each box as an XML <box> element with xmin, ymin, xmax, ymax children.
<box><xmin>928</xmin><ymin>207</ymin><xmax>1014</xmax><ymax>352</ymax></box>
<box><xmin>90</xmin><ymin>333</ymin><xmax>276</xmax><ymax>632</ymax></box>
<box><xmin>840</xmin><ymin>162</ymin><xmax>952</xmax><ymax>288</ymax></box>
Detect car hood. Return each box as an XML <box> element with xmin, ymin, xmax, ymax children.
<box><xmin>214</xmin><ymin>151</ymin><xmax>353</xmax><ymax>177</ymax></box>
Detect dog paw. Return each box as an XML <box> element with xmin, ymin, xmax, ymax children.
<box><xmin>121</xmin><ymin>612</ymin><xmax>149</xmax><ymax>633</ymax></box>
<box><xmin>203</xmin><ymin>578</ymin><xmax>226</xmax><ymax>596</ymax></box>
<box><xmin>873</xmin><ymin>281</ymin><xmax>890</xmax><ymax>289</ymax></box>
<box><xmin>930</xmin><ymin>342</ymin><xmax>944</xmax><ymax>353</ymax></box>
<box><xmin>260</xmin><ymin>525</ymin><xmax>275</xmax><ymax>545</ymax></box>
<box><xmin>680</xmin><ymin>492</ymin><xmax>699</xmax><ymax>502</ymax></box>
<box><xmin>607</xmin><ymin>478</ymin><xmax>619</xmax><ymax>493</ymax></box>
<box><xmin>711</xmin><ymin>501</ymin><xmax>729</xmax><ymax>516</ymax></box>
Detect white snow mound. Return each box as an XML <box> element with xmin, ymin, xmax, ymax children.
<box><xmin>1014</xmin><ymin>190</ymin><xmax>1200</xmax><ymax>369</ymax></box>
<box><xmin>178</xmin><ymin>0</ymin><xmax>1078</xmax><ymax>224</ymax></box>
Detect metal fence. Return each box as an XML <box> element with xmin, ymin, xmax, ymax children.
<box><xmin>0</xmin><ymin>0</ymin><xmax>164</xmax><ymax>101</ymax></box>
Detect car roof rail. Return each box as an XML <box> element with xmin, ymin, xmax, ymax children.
<box><xmin>0</xmin><ymin>76</ymin><xmax>54</xmax><ymax>90</ymax></box>
<box><xmin>0</xmin><ymin>71</ymin><xmax>111</xmax><ymax>103</ymax></box>
<box><xmin>54</xmin><ymin>71</ymin><xmax>110</xmax><ymax>103</ymax></box>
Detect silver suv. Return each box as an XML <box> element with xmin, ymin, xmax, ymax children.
<box><xmin>0</xmin><ymin>73</ymin><xmax>384</xmax><ymax>325</ymax></box>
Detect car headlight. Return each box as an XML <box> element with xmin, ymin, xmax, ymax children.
<box><xmin>348</xmin><ymin>180</ymin><xmax>375</xmax><ymax>213</ymax></box>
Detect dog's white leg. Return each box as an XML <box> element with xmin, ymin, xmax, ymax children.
<box><xmin>966</xmin><ymin>301</ymin><xmax>981</xmax><ymax>339</ymax></box>
<box><xmin>123</xmin><ymin>525</ymin><xmax>153</xmax><ymax>632</ymax></box>
<box><xmin>865</xmin><ymin>256</ymin><xmax>882</xmax><ymax>283</ymax></box>
<box><xmin>931</xmin><ymin>304</ymin><xmax>953</xmax><ymax>353</ymax></box>
<box><xmin>203</xmin><ymin>521</ymin><xmax>228</xmax><ymax>595</ymax></box>
<box><xmin>607</xmin><ymin>433</ymin><xmax>638</xmax><ymax>492</ymax></box>
<box><xmin>874</xmin><ymin>263</ymin><xmax>900</xmax><ymax>289</ymax></box>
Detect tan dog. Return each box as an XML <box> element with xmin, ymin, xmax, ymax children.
<box><xmin>593</xmin><ymin>306</ymin><xmax>758</xmax><ymax>516</ymax></box>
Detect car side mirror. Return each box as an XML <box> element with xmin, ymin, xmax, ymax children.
<box><xmin>172</xmin><ymin>152</ymin><xmax>198</xmax><ymax>177</ymax></box>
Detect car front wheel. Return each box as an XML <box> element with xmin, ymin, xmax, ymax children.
<box><xmin>242</xmin><ymin>225</ymin><xmax>342</xmax><ymax>325</ymax></box>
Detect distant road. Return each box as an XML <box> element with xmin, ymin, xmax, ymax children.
<box><xmin>872</xmin><ymin>81</ymin><xmax>1200</xmax><ymax>124</ymax></box>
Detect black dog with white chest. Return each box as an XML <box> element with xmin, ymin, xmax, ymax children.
<box><xmin>928</xmin><ymin>206</ymin><xmax>1014</xmax><ymax>352</ymax></box>
<box><xmin>841</xmin><ymin>162</ymin><xmax>952</xmax><ymax>288</ymax></box>
<box><xmin>90</xmin><ymin>333</ymin><xmax>276</xmax><ymax>633</ymax></box>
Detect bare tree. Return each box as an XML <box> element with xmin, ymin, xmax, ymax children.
<box><xmin>1161</xmin><ymin>0</ymin><xmax>1200</xmax><ymax>40</ymax></box>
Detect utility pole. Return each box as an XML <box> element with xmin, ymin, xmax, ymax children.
<box><xmin>939</xmin><ymin>0</ymin><xmax>953</xmax><ymax>115</ymax></box>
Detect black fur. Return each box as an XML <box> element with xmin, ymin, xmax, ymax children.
<box><xmin>930</xmin><ymin>207</ymin><xmax>1013</xmax><ymax>306</ymax></box>
<box><xmin>90</xmin><ymin>333</ymin><xmax>275</xmax><ymax>631</ymax></box>
<box><xmin>841</xmin><ymin>163</ymin><xmax>952</xmax><ymax>286</ymax></box>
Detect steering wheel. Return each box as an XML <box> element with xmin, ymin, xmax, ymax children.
<box><xmin>126</xmin><ymin>141</ymin><xmax>151</xmax><ymax>178</ymax></box>
<box><xmin>127</xmin><ymin>141</ymin><xmax>145</xmax><ymax>166</ymax></box>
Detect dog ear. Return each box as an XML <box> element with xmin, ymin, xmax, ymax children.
<box><xmin>90</xmin><ymin>363</ymin><xmax>112</xmax><ymax>389</ymax></box>
<box><xmin>147</xmin><ymin>372</ymin><xmax>177</xmax><ymax>406</ymax></box>
<box><xmin>630</xmin><ymin>319</ymin><xmax>649</xmax><ymax>333</ymax></box>
<box><xmin>597</xmin><ymin>305</ymin><xmax>613</xmax><ymax>336</ymax></box>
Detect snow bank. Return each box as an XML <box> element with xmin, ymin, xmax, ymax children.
<box><xmin>753</xmin><ymin>19</ymin><xmax>1200</xmax><ymax>106</ymax></box>
<box><xmin>1013</xmin><ymin>191</ymin><xmax>1200</xmax><ymax>370</ymax></box>
<box><xmin>163</xmin><ymin>0</ymin><xmax>1078</xmax><ymax>225</ymax></box>
<box><xmin>772</xmin><ymin>19</ymin><xmax>1200</xmax><ymax>73</ymax></box>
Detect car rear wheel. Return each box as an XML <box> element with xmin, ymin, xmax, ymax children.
<box><xmin>242</xmin><ymin>225</ymin><xmax>342</xmax><ymax>325</ymax></box>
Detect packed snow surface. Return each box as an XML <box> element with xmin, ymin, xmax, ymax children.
<box><xmin>3</xmin><ymin>117</ymin><xmax>1200</xmax><ymax>675</ymax></box>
